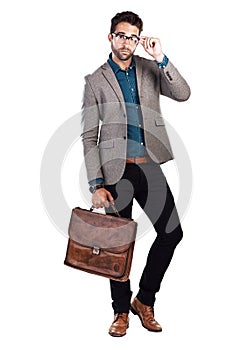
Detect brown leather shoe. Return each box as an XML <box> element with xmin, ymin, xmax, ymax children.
<box><xmin>109</xmin><ymin>313</ymin><xmax>129</xmax><ymax>337</ymax></box>
<box><xmin>131</xmin><ymin>297</ymin><xmax>162</xmax><ymax>332</ymax></box>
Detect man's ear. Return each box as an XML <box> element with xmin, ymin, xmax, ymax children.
<box><xmin>108</xmin><ymin>33</ymin><xmax>112</xmax><ymax>42</ymax></box>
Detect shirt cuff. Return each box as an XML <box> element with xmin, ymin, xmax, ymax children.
<box><xmin>88</xmin><ymin>178</ymin><xmax>104</xmax><ymax>186</ymax></box>
<box><xmin>155</xmin><ymin>54</ymin><xmax>169</xmax><ymax>69</ymax></box>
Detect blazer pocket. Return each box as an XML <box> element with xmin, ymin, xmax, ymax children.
<box><xmin>98</xmin><ymin>139</ymin><xmax>114</xmax><ymax>148</ymax></box>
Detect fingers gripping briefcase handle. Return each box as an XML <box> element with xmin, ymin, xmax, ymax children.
<box><xmin>90</xmin><ymin>202</ymin><xmax>121</xmax><ymax>217</ymax></box>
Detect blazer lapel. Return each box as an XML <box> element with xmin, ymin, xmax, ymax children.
<box><xmin>101</xmin><ymin>58</ymin><xmax>143</xmax><ymax>115</ymax></box>
<box><xmin>134</xmin><ymin>56</ymin><xmax>143</xmax><ymax>100</ymax></box>
<box><xmin>101</xmin><ymin>62</ymin><xmax>124</xmax><ymax>103</ymax></box>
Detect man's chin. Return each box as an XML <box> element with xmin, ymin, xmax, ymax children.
<box><xmin>118</xmin><ymin>53</ymin><xmax>132</xmax><ymax>61</ymax></box>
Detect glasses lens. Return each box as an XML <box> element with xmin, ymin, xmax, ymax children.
<box><xmin>116</xmin><ymin>34</ymin><xmax>124</xmax><ymax>40</ymax></box>
<box><xmin>113</xmin><ymin>33</ymin><xmax>139</xmax><ymax>45</ymax></box>
<box><xmin>131</xmin><ymin>36</ymin><xmax>139</xmax><ymax>44</ymax></box>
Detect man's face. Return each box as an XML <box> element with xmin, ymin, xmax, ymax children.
<box><xmin>109</xmin><ymin>22</ymin><xmax>140</xmax><ymax>61</ymax></box>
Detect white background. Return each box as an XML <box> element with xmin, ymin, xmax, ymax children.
<box><xmin>1</xmin><ymin>0</ymin><xmax>234</xmax><ymax>349</ymax></box>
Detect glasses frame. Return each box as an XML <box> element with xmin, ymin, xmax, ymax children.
<box><xmin>111</xmin><ymin>32</ymin><xmax>140</xmax><ymax>45</ymax></box>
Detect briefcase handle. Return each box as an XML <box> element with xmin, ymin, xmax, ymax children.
<box><xmin>90</xmin><ymin>201</ymin><xmax>120</xmax><ymax>217</ymax></box>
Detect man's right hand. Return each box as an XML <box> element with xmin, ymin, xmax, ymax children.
<box><xmin>92</xmin><ymin>188</ymin><xmax>114</xmax><ymax>209</ymax></box>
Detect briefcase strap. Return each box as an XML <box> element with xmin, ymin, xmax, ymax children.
<box><xmin>90</xmin><ymin>202</ymin><xmax>120</xmax><ymax>217</ymax></box>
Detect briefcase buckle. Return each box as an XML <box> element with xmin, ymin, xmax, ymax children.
<box><xmin>92</xmin><ymin>246</ymin><xmax>100</xmax><ymax>255</ymax></box>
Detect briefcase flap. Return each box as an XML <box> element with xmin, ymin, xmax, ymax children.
<box><xmin>69</xmin><ymin>207</ymin><xmax>137</xmax><ymax>250</ymax></box>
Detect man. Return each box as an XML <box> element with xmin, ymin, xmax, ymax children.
<box><xmin>81</xmin><ymin>11</ymin><xmax>190</xmax><ymax>337</ymax></box>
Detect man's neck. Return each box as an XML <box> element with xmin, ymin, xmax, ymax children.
<box><xmin>111</xmin><ymin>54</ymin><xmax>132</xmax><ymax>70</ymax></box>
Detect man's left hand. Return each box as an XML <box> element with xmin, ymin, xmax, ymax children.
<box><xmin>140</xmin><ymin>36</ymin><xmax>164</xmax><ymax>62</ymax></box>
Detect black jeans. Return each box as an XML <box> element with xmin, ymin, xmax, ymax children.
<box><xmin>105</xmin><ymin>161</ymin><xmax>183</xmax><ymax>313</ymax></box>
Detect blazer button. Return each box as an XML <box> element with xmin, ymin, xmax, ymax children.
<box><xmin>166</xmin><ymin>71</ymin><xmax>173</xmax><ymax>81</ymax></box>
<box><xmin>123</xmin><ymin>136</ymin><xmax>126</xmax><ymax>139</ymax></box>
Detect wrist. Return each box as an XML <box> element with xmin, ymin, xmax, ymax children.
<box><xmin>155</xmin><ymin>54</ymin><xmax>169</xmax><ymax>69</ymax></box>
<box><xmin>89</xmin><ymin>183</ymin><xmax>104</xmax><ymax>194</ymax></box>
<box><xmin>154</xmin><ymin>53</ymin><xmax>164</xmax><ymax>62</ymax></box>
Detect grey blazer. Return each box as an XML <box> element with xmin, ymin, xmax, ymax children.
<box><xmin>81</xmin><ymin>55</ymin><xmax>190</xmax><ymax>185</ymax></box>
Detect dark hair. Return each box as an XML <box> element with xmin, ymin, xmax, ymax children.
<box><xmin>110</xmin><ymin>11</ymin><xmax>143</xmax><ymax>34</ymax></box>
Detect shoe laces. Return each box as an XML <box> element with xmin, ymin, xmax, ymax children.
<box><xmin>143</xmin><ymin>305</ymin><xmax>155</xmax><ymax>322</ymax></box>
<box><xmin>114</xmin><ymin>313</ymin><xmax>128</xmax><ymax>322</ymax></box>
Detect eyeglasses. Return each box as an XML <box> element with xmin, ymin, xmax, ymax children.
<box><xmin>111</xmin><ymin>32</ymin><xmax>140</xmax><ymax>45</ymax></box>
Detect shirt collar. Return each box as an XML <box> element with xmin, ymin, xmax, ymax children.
<box><xmin>107</xmin><ymin>53</ymin><xmax>135</xmax><ymax>74</ymax></box>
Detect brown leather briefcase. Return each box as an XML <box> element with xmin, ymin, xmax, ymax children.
<box><xmin>64</xmin><ymin>204</ymin><xmax>137</xmax><ymax>282</ymax></box>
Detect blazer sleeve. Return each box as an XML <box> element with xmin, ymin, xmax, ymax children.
<box><xmin>81</xmin><ymin>76</ymin><xmax>104</xmax><ymax>183</ymax></box>
<box><xmin>159</xmin><ymin>61</ymin><xmax>191</xmax><ymax>101</ymax></box>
